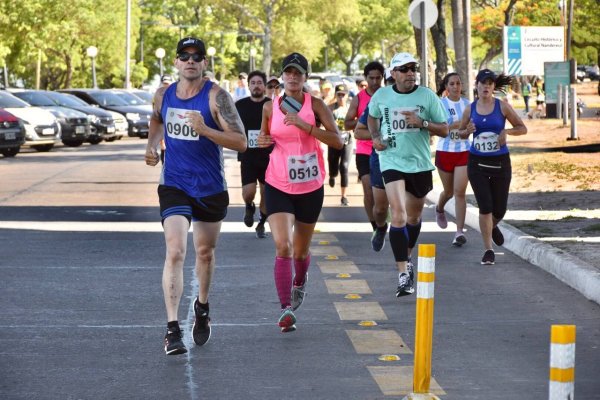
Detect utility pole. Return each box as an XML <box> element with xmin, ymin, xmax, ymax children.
<box><xmin>125</xmin><ymin>0</ymin><xmax>132</xmax><ymax>89</ymax></box>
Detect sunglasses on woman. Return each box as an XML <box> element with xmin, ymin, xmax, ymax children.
<box><xmin>393</xmin><ymin>64</ymin><xmax>418</xmax><ymax>73</ymax></box>
<box><xmin>177</xmin><ymin>52</ymin><xmax>204</xmax><ymax>62</ymax></box>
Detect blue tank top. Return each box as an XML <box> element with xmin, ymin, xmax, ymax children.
<box><xmin>160</xmin><ymin>81</ymin><xmax>227</xmax><ymax>198</ymax></box>
<box><xmin>469</xmin><ymin>98</ymin><xmax>509</xmax><ymax>156</ymax></box>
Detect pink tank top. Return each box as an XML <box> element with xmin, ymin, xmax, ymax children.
<box><xmin>266</xmin><ymin>93</ymin><xmax>325</xmax><ymax>194</ymax></box>
<box><xmin>355</xmin><ymin>90</ymin><xmax>373</xmax><ymax>155</ymax></box>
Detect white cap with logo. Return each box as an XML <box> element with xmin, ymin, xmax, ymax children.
<box><xmin>389</xmin><ymin>53</ymin><xmax>418</xmax><ymax>70</ymax></box>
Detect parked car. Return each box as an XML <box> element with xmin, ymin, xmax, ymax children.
<box><xmin>0</xmin><ymin>91</ymin><xmax>60</xmax><ymax>152</ymax></box>
<box><xmin>43</xmin><ymin>91</ymin><xmax>117</xmax><ymax>144</ymax></box>
<box><xmin>60</xmin><ymin>89</ymin><xmax>150</xmax><ymax>138</ymax></box>
<box><xmin>110</xmin><ymin>89</ymin><xmax>152</xmax><ymax>108</ymax></box>
<box><xmin>104</xmin><ymin>110</ymin><xmax>128</xmax><ymax>140</ymax></box>
<box><xmin>126</xmin><ymin>89</ymin><xmax>154</xmax><ymax>104</ymax></box>
<box><xmin>0</xmin><ymin>109</ymin><xmax>25</xmax><ymax>157</ymax></box>
<box><xmin>11</xmin><ymin>90</ymin><xmax>91</xmax><ymax>147</ymax></box>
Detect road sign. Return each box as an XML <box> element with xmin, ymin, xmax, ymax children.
<box><xmin>408</xmin><ymin>0</ymin><xmax>438</xmax><ymax>30</ymax></box>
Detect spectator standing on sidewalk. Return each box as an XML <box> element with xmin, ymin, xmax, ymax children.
<box><xmin>145</xmin><ymin>37</ymin><xmax>247</xmax><ymax>355</ymax></box>
<box><xmin>344</xmin><ymin>61</ymin><xmax>385</xmax><ymax>232</ymax></box>
<box><xmin>235</xmin><ymin>70</ymin><xmax>272</xmax><ymax>238</ymax></box>
<box><xmin>367</xmin><ymin>53</ymin><xmax>448</xmax><ymax>297</ymax></box>
<box><xmin>328</xmin><ymin>83</ymin><xmax>353</xmax><ymax>206</ymax></box>
<box><xmin>233</xmin><ymin>72</ymin><xmax>251</xmax><ymax>102</ymax></box>
<box><xmin>458</xmin><ymin>69</ymin><xmax>527</xmax><ymax>265</ymax></box>
<box><xmin>257</xmin><ymin>52</ymin><xmax>342</xmax><ymax>333</ymax></box>
<box><xmin>434</xmin><ymin>72</ymin><xmax>471</xmax><ymax>247</ymax></box>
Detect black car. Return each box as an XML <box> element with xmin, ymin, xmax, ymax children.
<box><xmin>11</xmin><ymin>90</ymin><xmax>92</xmax><ymax>147</ymax></box>
<box><xmin>44</xmin><ymin>91</ymin><xmax>117</xmax><ymax>144</ymax></box>
<box><xmin>0</xmin><ymin>108</ymin><xmax>25</xmax><ymax>157</ymax></box>
<box><xmin>60</xmin><ymin>89</ymin><xmax>151</xmax><ymax>138</ymax></box>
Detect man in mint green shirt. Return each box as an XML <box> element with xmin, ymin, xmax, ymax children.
<box><xmin>367</xmin><ymin>52</ymin><xmax>448</xmax><ymax>297</ymax></box>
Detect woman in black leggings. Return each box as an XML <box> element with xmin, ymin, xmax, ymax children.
<box><xmin>458</xmin><ymin>69</ymin><xmax>527</xmax><ymax>265</ymax></box>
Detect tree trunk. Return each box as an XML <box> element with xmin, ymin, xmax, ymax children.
<box><xmin>451</xmin><ymin>0</ymin><xmax>467</xmax><ymax>89</ymax></box>
<box><xmin>430</xmin><ymin>0</ymin><xmax>448</xmax><ymax>91</ymax></box>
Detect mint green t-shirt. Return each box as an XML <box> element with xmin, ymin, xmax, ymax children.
<box><xmin>369</xmin><ymin>85</ymin><xmax>447</xmax><ymax>173</ymax></box>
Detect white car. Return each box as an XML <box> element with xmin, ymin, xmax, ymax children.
<box><xmin>0</xmin><ymin>91</ymin><xmax>60</xmax><ymax>152</ymax></box>
<box><xmin>104</xmin><ymin>110</ymin><xmax>128</xmax><ymax>141</ymax></box>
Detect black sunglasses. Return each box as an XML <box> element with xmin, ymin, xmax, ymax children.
<box><xmin>177</xmin><ymin>52</ymin><xmax>204</xmax><ymax>62</ymax></box>
<box><xmin>393</xmin><ymin>65</ymin><xmax>418</xmax><ymax>73</ymax></box>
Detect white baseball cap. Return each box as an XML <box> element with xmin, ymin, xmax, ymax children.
<box><xmin>389</xmin><ymin>52</ymin><xmax>418</xmax><ymax>69</ymax></box>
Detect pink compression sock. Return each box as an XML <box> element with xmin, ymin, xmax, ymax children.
<box><xmin>274</xmin><ymin>256</ymin><xmax>292</xmax><ymax>308</ymax></box>
<box><xmin>293</xmin><ymin>253</ymin><xmax>311</xmax><ymax>286</ymax></box>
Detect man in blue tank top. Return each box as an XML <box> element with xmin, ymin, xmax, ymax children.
<box><xmin>145</xmin><ymin>37</ymin><xmax>247</xmax><ymax>355</ymax></box>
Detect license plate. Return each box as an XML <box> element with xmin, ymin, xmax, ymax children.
<box><xmin>75</xmin><ymin>126</ymin><xmax>85</xmax><ymax>134</ymax></box>
<box><xmin>4</xmin><ymin>132</ymin><xmax>16</xmax><ymax>140</ymax></box>
<box><xmin>107</xmin><ymin>127</ymin><xmax>115</xmax><ymax>133</ymax></box>
<box><xmin>42</xmin><ymin>128</ymin><xmax>54</xmax><ymax>135</ymax></box>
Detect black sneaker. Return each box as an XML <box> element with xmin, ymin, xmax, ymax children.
<box><xmin>341</xmin><ymin>196</ymin><xmax>349</xmax><ymax>206</ymax></box>
<box><xmin>164</xmin><ymin>327</ymin><xmax>187</xmax><ymax>355</ymax></box>
<box><xmin>481</xmin><ymin>250</ymin><xmax>495</xmax><ymax>265</ymax></box>
<box><xmin>371</xmin><ymin>224</ymin><xmax>387</xmax><ymax>252</ymax></box>
<box><xmin>192</xmin><ymin>298</ymin><xmax>211</xmax><ymax>346</ymax></box>
<box><xmin>492</xmin><ymin>226</ymin><xmax>504</xmax><ymax>246</ymax></box>
<box><xmin>255</xmin><ymin>221</ymin><xmax>267</xmax><ymax>238</ymax></box>
<box><xmin>396</xmin><ymin>272</ymin><xmax>414</xmax><ymax>297</ymax></box>
<box><xmin>452</xmin><ymin>234</ymin><xmax>467</xmax><ymax>247</ymax></box>
<box><xmin>329</xmin><ymin>176</ymin><xmax>335</xmax><ymax>188</ymax></box>
<box><xmin>244</xmin><ymin>202</ymin><xmax>256</xmax><ymax>228</ymax></box>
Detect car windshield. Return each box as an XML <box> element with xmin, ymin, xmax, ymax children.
<box><xmin>131</xmin><ymin>90</ymin><xmax>153</xmax><ymax>104</ymax></box>
<box><xmin>111</xmin><ymin>91</ymin><xmax>146</xmax><ymax>106</ymax></box>
<box><xmin>0</xmin><ymin>91</ymin><xmax>30</xmax><ymax>108</ymax></box>
<box><xmin>13</xmin><ymin>91</ymin><xmax>55</xmax><ymax>106</ymax></box>
<box><xmin>45</xmin><ymin>91</ymin><xmax>89</xmax><ymax>107</ymax></box>
<box><xmin>88</xmin><ymin>91</ymin><xmax>130</xmax><ymax>106</ymax></box>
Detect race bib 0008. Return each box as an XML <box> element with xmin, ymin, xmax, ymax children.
<box><xmin>388</xmin><ymin>107</ymin><xmax>420</xmax><ymax>137</ymax></box>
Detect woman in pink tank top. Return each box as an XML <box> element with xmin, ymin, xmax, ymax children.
<box><xmin>257</xmin><ymin>53</ymin><xmax>343</xmax><ymax>333</ymax></box>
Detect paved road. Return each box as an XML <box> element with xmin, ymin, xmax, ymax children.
<box><xmin>1</xmin><ymin>139</ymin><xmax>599</xmax><ymax>399</ymax></box>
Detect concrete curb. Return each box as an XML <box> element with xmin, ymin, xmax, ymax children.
<box><xmin>426</xmin><ymin>190</ymin><xmax>600</xmax><ymax>305</ymax></box>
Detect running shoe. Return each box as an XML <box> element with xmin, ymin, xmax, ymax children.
<box><xmin>492</xmin><ymin>226</ymin><xmax>504</xmax><ymax>246</ymax></box>
<box><xmin>481</xmin><ymin>249</ymin><xmax>495</xmax><ymax>265</ymax></box>
<box><xmin>243</xmin><ymin>202</ymin><xmax>256</xmax><ymax>228</ymax></box>
<box><xmin>329</xmin><ymin>176</ymin><xmax>335</xmax><ymax>188</ymax></box>
<box><xmin>435</xmin><ymin>207</ymin><xmax>448</xmax><ymax>229</ymax></box>
<box><xmin>452</xmin><ymin>234</ymin><xmax>467</xmax><ymax>247</ymax></box>
<box><xmin>406</xmin><ymin>258</ymin><xmax>414</xmax><ymax>283</ymax></box>
<box><xmin>371</xmin><ymin>225</ymin><xmax>387</xmax><ymax>252</ymax></box>
<box><xmin>341</xmin><ymin>197</ymin><xmax>349</xmax><ymax>206</ymax></box>
<box><xmin>164</xmin><ymin>327</ymin><xmax>187</xmax><ymax>355</ymax></box>
<box><xmin>255</xmin><ymin>221</ymin><xmax>267</xmax><ymax>239</ymax></box>
<box><xmin>192</xmin><ymin>298</ymin><xmax>211</xmax><ymax>346</ymax></box>
<box><xmin>291</xmin><ymin>275</ymin><xmax>307</xmax><ymax>311</ymax></box>
<box><xmin>396</xmin><ymin>272</ymin><xmax>414</xmax><ymax>297</ymax></box>
<box><xmin>278</xmin><ymin>307</ymin><xmax>297</xmax><ymax>333</ymax></box>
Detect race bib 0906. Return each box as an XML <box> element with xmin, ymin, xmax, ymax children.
<box><xmin>165</xmin><ymin>107</ymin><xmax>199</xmax><ymax>141</ymax></box>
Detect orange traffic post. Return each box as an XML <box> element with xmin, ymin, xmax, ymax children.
<box><xmin>549</xmin><ymin>325</ymin><xmax>576</xmax><ymax>400</ymax></box>
<box><xmin>403</xmin><ymin>244</ymin><xmax>440</xmax><ymax>400</ymax></box>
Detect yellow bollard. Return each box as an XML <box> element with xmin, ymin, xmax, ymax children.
<box><xmin>403</xmin><ymin>244</ymin><xmax>440</xmax><ymax>400</ymax></box>
<box><xmin>549</xmin><ymin>325</ymin><xmax>576</xmax><ymax>400</ymax></box>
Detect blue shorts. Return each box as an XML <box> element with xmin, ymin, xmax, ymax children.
<box><xmin>369</xmin><ymin>152</ymin><xmax>384</xmax><ymax>189</ymax></box>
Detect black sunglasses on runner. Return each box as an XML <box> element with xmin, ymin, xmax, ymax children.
<box><xmin>393</xmin><ymin>64</ymin><xmax>418</xmax><ymax>73</ymax></box>
<box><xmin>177</xmin><ymin>52</ymin><xmax>204</xmax><ymax>62</ymax></box>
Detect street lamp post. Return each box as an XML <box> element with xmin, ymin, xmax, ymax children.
<box><xmin>207</xmin><ymin>46</ymin><xmax>216</xmax><ymax>72</ymax></box>
<box><xmin>155</xmin><ymin>48</ymin><xmax>166</xmax><ymax>77</ymax></box>
<box><xmin>249</xmin><ymin>47</ymin><xmax>257</xmax><ymax>71</ymax></box>
<box><xmin>86</xmin><ymin>46</ymin><xmax>98</xmax><ymax>88</ymax></box>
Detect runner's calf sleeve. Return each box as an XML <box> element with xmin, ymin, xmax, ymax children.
<box><xmin>293</xmin><ymin>253</ymin><xmax>311</xmax><ymax>286</ymax></box>
<box><xmin>407</xmin><ymin>220</ymin><xmax>422</xmax><ymax>249</ymax></box>
<box><xmin>274</xmin><ymin>256</ymin><xmax>292</xmax><ymax>308</ymax></box>
<box><xmin>389</xmin><ymin>225</ymin><xmax>409</xmax><ymax>262</ymax></box>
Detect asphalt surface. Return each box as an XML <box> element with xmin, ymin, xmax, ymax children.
<box><xmin>1</xmin><ymin>140</ymin><xmax>599</xmax><ymax>399</ymax></box>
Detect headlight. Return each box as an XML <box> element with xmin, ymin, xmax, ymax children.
<box><xmin>88</xmin><ymin>115</ymin><xmax>99</xmax><ymax>123</ymax></box>
<box><xmin>126</xmin><ymin>112</ymin><xmax>140</xmax><ymax>122</ymax></box>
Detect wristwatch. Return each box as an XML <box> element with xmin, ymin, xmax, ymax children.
<box><xmin>422</xmin><ymin>119</ymin><xmax>429</xmax><ymax>128</ymax></box>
